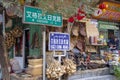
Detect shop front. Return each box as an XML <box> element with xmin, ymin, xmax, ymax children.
<box><xmin>45</xmin><ymin>19</ymin><xmax>113</xmax><ymax>80</ymax></box>
<box><xmin>5</xmin><ymin>18</ymin><xmax>43</xmax><ymax>80</ymax></box>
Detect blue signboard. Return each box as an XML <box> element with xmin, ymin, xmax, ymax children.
<box><xmin>49</xmin><ymin>32</ymin><xmax>70</xmax><ymax>51</ymax></box>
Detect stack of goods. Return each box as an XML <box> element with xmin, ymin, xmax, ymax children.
<box><xmin>46</xmin><ymin>59</ymin><xmax>66</xmax><ymax>79</ymax></box>
<box><xmin>109</xmin><ymin>54</ymin><xmax>120</xmax><ymax>65</ymax></box>
<box><xmin>63</xmin><ymin>59</ymin><xmax>76</xmax><ymax>75</ymax></box>
<box><xmin>89</xmin><ymin>36</ymin><xmax>107</xmax><ymax>45</ymax></box>
<box><xmin>103</xmin><ymin>52</ymin><xmax>112</xmax><ymax>62</ymax></box>
<box><xmin>26</xmin><ymin>59</ymin><xmax>43</xmax><ymax>76</ymax></box>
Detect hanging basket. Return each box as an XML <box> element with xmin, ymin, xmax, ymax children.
<box><xmin>10</xmin><ymin>26</ymin><xmax>23</xmax><ymax>38</ymax></box>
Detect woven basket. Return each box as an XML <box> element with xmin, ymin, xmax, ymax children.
<box><xmin>28</xmin><ymin>65</ymin><xmax>43</xmax><ymax>69</ymax></box>
<box><xmin>27</xmin><ymin>68</ymin><xmax>43</xmax><ymax>76</ymax></box>
<box><xmin>28</xmin><ymin>59</ymin><xmax>43</xmax><ymax>66</ymax></box>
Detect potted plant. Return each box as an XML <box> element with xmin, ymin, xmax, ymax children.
<box><xmin>114</xmin><ymin>65</ymin><xmax>120</xmax><ymax>80</ymax></box>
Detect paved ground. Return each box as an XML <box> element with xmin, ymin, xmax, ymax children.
<box><xmin>68</xmin><ymin>68</ymin><xmax>117</xmax><ymax>80</ymax></box>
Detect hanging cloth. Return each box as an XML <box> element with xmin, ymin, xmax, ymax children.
<box><xmin>31</xmin><ymin>32</ymin><xmax>40</xmax><ymax>49</ymax></box>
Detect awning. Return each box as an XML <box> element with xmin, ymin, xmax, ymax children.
<box><xmin>93</xmin><ymin>1</ymin><xmax>120</xmax><ymax>22</ymax></box>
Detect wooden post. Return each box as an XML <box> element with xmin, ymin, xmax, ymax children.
<box><xmin>0</xmin><ymin>11</ymin><xmax>10</xmax><ymax>80</ymax></box>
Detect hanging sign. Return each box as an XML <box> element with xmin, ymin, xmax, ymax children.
<box><xmin>49</xmin><ymin>32</ymin><xmax>70</xmax><ymax>51</ymax></box>
<box><xmin>23</xmin><ymin>6</ymin><xmax>63</xmax><ymax>27</ymax></box>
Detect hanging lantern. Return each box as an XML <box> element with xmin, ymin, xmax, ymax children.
<box><xmin>99</xmin><ymin>3</ymin><xmax>108</xmax><ymax>9</ymax></box>
<box><xmin>102</xmin><ymin>9</ymin><xmax>106</xmax><ymax>12</ymax></box>
<box><xmin>68</xmin><ymin>16</ymin><xmax>74</xmax><ymax>23</ymax></box>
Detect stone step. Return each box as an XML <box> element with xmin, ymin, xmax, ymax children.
<box><xmin>70</xmin><ymin>75</ymin><xmax>116</xmax><ymax>80</ymax></box>
<box><xmin>68</xmin><ymin>68</ymin><xmax>110</xmax><ymax>80</ymax></box>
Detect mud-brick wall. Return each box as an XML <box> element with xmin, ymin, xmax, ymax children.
<box><xmin>29</xmin><ymin>24</ymin><xmax>43</xmax><ymax>57</ymax></box>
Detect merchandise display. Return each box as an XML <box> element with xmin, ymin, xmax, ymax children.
<box><xmin>46</xmin><ymin>59</ymin><xmax>66</xmax><ymax>79</ymax></box>
<box><xmin>63</xmin><ymin>59</ymin><xmax>76</xmax><ymax>75</ymax></box>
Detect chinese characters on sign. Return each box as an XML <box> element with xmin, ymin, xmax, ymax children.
<box><xmin>23</xmin><ymin>6</ymin><xmax>63</xmax><ymax>27</ymax></box>
<box><xmin>49</xmin><ymin>32</ymin><xmax>70</xmax><ymax>51</ymax></box>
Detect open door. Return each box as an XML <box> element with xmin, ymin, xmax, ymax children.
<box><xmin>108</xmin><ymin>29</ymin><xmax>114</xmax><ymax>39</ymax></box>
<box><xmin>24</xmin><ymin>29</ymin><xmax>30</xmax><ymax>68</ymax></box>
<box><xmin>14</xmin><ymin>29</ymin><xmax>30</xmax><ymax>69</ymax></box>
<box><xmin>14</xmin><ymin>35</ymin><xmax>24</xmax><ymax>69</ymax></box>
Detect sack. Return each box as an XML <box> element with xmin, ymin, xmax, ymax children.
<box><xmin>76</xmin><ymin>40</ymin><xmax>83</xmax><ymax>51</ymax></box>
<box><xmin>72</xmin><ymin>26</ymin><xmax>79</xmax><ymax>36</ymax></box>
<box><xmin>10</xmin><ymin>58</ymin><xmax>22</xmax><ymax>73</ymax></box>
<box><xmin>70</xmin><ymin>37</ymin><xmax>77</xmax><ymax>50</ymax></box>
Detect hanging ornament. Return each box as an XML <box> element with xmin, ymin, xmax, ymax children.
<box><xmin>68</xmin><ymin>16</ymin><xmax>74</xmax><ymax>23</ymax></box>
<box><xmin>19</xmin><ymin>0</ymin><xmax>25</xmax><ymax>5</ymax></box>
<box><xmin>77</xmin><ymin>9</ymin><xmax>85</xmax><ymax>20</ymax></box>
<box><xmin>76</xmin><ymin>14</ymin><xmax>85</xmax><ymax>20</ymax></box>
<box><xmin>78</xmin><ymin>8</ymin><xmax>84</xmax><ymax>14</ymax></box>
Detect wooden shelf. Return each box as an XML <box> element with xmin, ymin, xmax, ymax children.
<box><xmin>86</xmin><ymin>44</ymin><xmax>107</xmax><ymax>46</ymax></box>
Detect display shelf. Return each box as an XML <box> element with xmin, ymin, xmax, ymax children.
<box><xmin>87</xmin><ymin>51</ymin><xmax>97</xmax><ymax>53</ymax></box>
